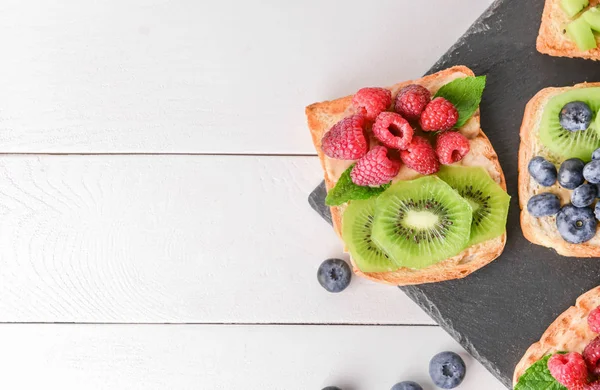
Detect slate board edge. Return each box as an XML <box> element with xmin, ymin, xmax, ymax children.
<box><xmin>307</xmin><ymin>0</ymin><xmax>512</xmax><ymax>387</ymax></box>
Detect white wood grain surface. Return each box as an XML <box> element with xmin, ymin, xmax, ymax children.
<box><xmin>0</xmin><ymin>324</ymin><xmax>505</xmax><ymax>390</ymax></box>
<box><xmin>0</xmin><ymin>0</ymin><xmax>493</xmax><ymax>154</ymax></box>
<box><xmin>0</xmin><ymin>155</ymin><xmax>432</xmax><ymax>324</ymax></box>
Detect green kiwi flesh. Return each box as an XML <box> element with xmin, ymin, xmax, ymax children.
<box><xmin>342</xmin><ymin>197</ymin><xmax>397</xmax><ymax>273</ymax></box>
<box><xmin>437</xmin><ymin>165</ymin><xmax>510</xmax><ymax>246</ymax></box>
<box><xmin>539</xmin><ymin>87</ymin><xmax>600</xmax><ymax>161</ymax></box>
<box><xmin>371</xmin><ymin>176</ymin><xmax>472</xmax><ymax>270</ymax></box>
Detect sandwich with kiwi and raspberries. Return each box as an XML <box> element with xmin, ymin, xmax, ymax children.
<box><xmin>306</xmin><ymin>66</ymin><xmax>510</xmax><ymax>286</ymax></box>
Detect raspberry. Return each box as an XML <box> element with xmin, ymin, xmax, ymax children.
<box><xmin>394</xmin><ymin>84</ymin><xmax>431</xmax><ymax>121</ymax></box>
<box><xmin>321</xmin><ymin>115</ymin><xmax>368</xmax><ymax>160</ymax></box>
<box><xmin>372</xmin><ymin>112</ymin><xmax>414</xmax><ymax>150</ymax></box>
<box><xmin>548</xmin><ymin>352</ymin><xmax>589</xmax><ymax>389</ymax></box>
<box><xmin>400</xmin><ymin>137</ymin><xmax>440</xmax><ymax>175</ymax></box>
<box><xmin>420</xmin><ymin>97</ymin><xmax>459</xmax><ymax>132</ymax></box>
<box><xmin>435</xmin><ymin>131</ymin><xmax>471</xmax><ymax>165</ymax></box>
<box><xmin>352</xmin><ymin>87</ymin><xmax>392</xmax><ymax>121</ymax></box>
<box><xmin>350</xmin><ymin>146</ymin><xmax>401</xmax><ymax>186</ymax></box>
<box><xmin>585</xmin><ymin>382</ymin><xmax>600</xmax><ymax>390</ymax></box>
<box><xmin>589</xmin><ymin>306</ymin><xmax>600</xmax><ymax>333</ymax></box>
<box><xmin>585</xmin><ymin>336</ymin><xmax>600</xmax><ymax>376</ymax></box>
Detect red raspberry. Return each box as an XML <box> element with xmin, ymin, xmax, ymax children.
<box><xmin>585</xmin><ymin>382</ymin><xmax>600</xmax><ymax>390</ymax></box>
<box><xmin>352</xmin><ymin>87</ymin><xmax>392</xmax><ymax>121</ymax></box>
<box><xmin>350</xmin><ymin>146</ymin><xmax>401</xmax><ymax>186</ymax></box>
<box><xmin>372</xmin><ymin>112</ymin><xmax>414</xmax><ymax>150</ymax></box>
<box><xmin>419</xmin><ymin>97</ymin><xmax>459</xmax><ymax>132</ymax></box>
<box><xmin>585</xmin><ymin>336</ymin><xmax>600</xmax><ymax>376</ymax></box>
<box><xmin>321</xmin><ymin>115</ymin><xmax>368</xmax><ymax>160</ymax></box>
<box><xmin>589</xmin><ymin>306</ymin><xmax>600</xmax><ymax>333</ymax></box>
<box><xmin>548</xmin><ymin>352</ymin><xmax>589</xmax><ymax>389</ymax></box>
<box><xmin>400</xmin><ymin>137</ymin><xmax>440</xmax><ymax>175</ymax></box>
<box><xmin>435</xmin><ymin>131</ymin><xmax>471</xmax><ymax>165</ymax></box>
<box><xmin>394</xmin><ymin>84</ymin><xmax>431</xmax><ymax>121</ymax></box>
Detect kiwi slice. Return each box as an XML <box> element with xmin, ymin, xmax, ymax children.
<box><xmin>539</xmin><ymin>88</ymin><xmax>600</xmax><ymax>161</ymax></box>
<box><xmin>371</xmin><ymin>176</ymin><xmax>472</xmax><ymax>270</ymax></box>
<box><xmin>566</xmin><ymin>17</ymin><xmax>597</xmax><ymax>51</ymax></box>
<box><xmin>437</xmin><ymin>165</ymin><xmax>510</xmax><ymax>246</ymax></box>
<box><xmin>561</xmin><ymin>0</ymin><xmax>589</xmax><ymax>18</ymax></box>
<box><xmin>342</xmin><ymin>197</ymin><xmax>397</xmax><ymax>273</ymax></box>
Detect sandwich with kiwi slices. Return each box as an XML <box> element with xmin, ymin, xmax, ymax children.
<box><xmin>306</xmin><ymin>66</ymin><xmax>510</xmax><ymax>286</ymax></box>
<box><xmin>519</xmin><ymin>82</ymin><xmax>600</xmax><ymax>256</ymax></box>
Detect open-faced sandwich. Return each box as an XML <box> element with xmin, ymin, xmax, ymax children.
<box><xmin>538</xmin><ymin>0</ymin><xmax>600</xmax><ymax>60</ymax></box>
<box><xmin>306</xmin><ymin>66</ymin><xmax>510</xmax><ymax>286</ymax></box>
<box><xmin>519</xmin><ymin>82</ymin><xmax>600</xmax><ymax>256</ymax></box>
<box><xmin>514</xmin><ymin>286</ymin><xmax>600</xmax><ymax>389</ymax></box>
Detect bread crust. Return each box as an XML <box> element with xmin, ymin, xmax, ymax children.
<box><xmin>513</xmin><ymin>286</ymin><xmax>600</xmax><ymax>385</ymax></box>
<box><xmin>306</xmin><ymin>66</ymin><xmax>508</xmax><ymax>286</ymax></box>
<box><xmin>518</xmin><ymin>82</ymin><xmax>600</xmax><ymax>257</ymax></box>
<box><xmin>537</xmin><ymin>0</ymin><xmax>600</xmax><ymax>60</ymax></box>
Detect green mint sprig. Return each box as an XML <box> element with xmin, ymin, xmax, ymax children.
<box><xmin>514</xmin><ymin>353</ymin><xmax>567</xmax><ymax>390</ymax></box>
<box><xmin>325</xmin><ymin>165</ymin><xmax>390</xmax><ymax>206</ymax></box>
<box><xmin>434</xmin><ymin>75</ymin><xmax>486</xmax><ymax>128</ymax></box>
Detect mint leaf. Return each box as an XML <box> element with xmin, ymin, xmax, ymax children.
<box><xmin>434</xmin><ymin>75</ymin><xmax>486</xmax><ymax>128</ymax></box>
<box><xmin>514</xmin><ymin>353</ymin><xmax>567</xmax><ymax>390</ymax></box>
<box><xmin>325</xmin><ymin>165</ymin><xmax>390</xmax><ymax>206</ymax></box>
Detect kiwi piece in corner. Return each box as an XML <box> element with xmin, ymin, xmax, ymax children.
<box><xmin>371</xmin><ymin>176</ymin><xmax>472</xmax><ymax>270</ymax></box>
<box><xmin>566</xmin><ymin>16</ymin><xmax>597</xmax><ymax>51</ymax></box>
<box><xmin>342</xmin><ymin>197</ymin><xmax>397</xmax><ymax>273</ymax></box>
<box><xmin>539</xmin><ymin>87</ymin><xmax>600</xmax><ymax>161</ymax></box>
<box><xmin>561</xmin><ymin>0</ymin><xmax>589</xmax><ymax>18</ymax></box>
<box><xmin>583</xmin><ymin>6</ymin><xmax>600</xmax><ymax>31</ymax></box>
<box><xmin>437</xmin><ymin>165</ymin><xmax>510</xmax><ymax>246</ymax></box>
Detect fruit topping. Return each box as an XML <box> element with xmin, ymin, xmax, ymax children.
<box><xmin>557</xmin><ymin>204</ymin><xmax>597</xmax><ymax>244</ymax></box>
<box><xmin>585</xmin><ymin>160</ymin><xmax>600</xmax><ymax>184</ymax></box>
<box><xmin>391</xmin><ymin>382</ymin><xmax>423</xmax><ymax>390</ymax></box>
<box><xmin>589</xmin><ymin>306</ymin><xmax>600</xmax><ymax>333</ymax></box>
<box><xmin>540</xmin><ymin>89</ymin><xmax>600</xmax><ymax>161</ymax></box>
<box><xmin>429</xmin><ymin>351</ymin><xmax>466</xmax><ymax>389</ymax></box>
<box><xmin>572</xmin><ymin>183</ymin><xmax>598</xmax><ymax>207</ymax></box>
<box><xmin>419</xmin><ymin>97</ymin><xmax>459</xmax><ymax>132</ymax></box>
<box><xmin>342</xmin><ymin>197</ymin><xmax>396</xmax><ymax>273</ymax></box>
<box><xmin>566</xmin><ymin>16</ymin><xmax>598</xmax><ymax>51</ymax></box>
<box><xmin>593</xmin><ymin>148</ymin><xmax>600</xmax><ymax>161</ymax></box>
<box><xmin>352</xmin><ymin>87</ymin><xmax>392</xmax><ymax>121</ymax></box>
<box><xmin>559</xmin><ymin>158</ymin><xmax>586</xmax><ymax>189</ymax></box>
<box><xmin>585</xmin><ymin>336</ymin><xmax>600</xmax><ymax>376</ymax></box>
<box><xmin>371</xmin><ymin>176</ymin><xmax>472</xmax><ymax>269</ymax></box>
<box><xmin>560</xmin><ymin>101</ymin><xmax>593</xmax><ymax>132</ymax></box>
<box><xmin>548</xmin><ymin>352</ymin><xmax>589</xmax><ymax>389</ymax></box>
<box><xmin>317</xmin><ymin>259</ymin><xmax>351</xmax><ymax>293</ymax></box>
<box><xmin>595</xmin><ymin>202</ymin><xmax>600</xmax><ymax>221</ymax></box>
<box><xmin>528</xmin><ymin>156</ymin><xmax>558</xmax><ymax>186</ymax></box>
<box><xmin>400</xmin><ymin>137</ymin><xmax>440</xmax><ymax>175</ymax></box>
<box><xmin>435</xmin><ymin>131</ymin><xmax>470</xmax><ymax>165</ymax></box>
<box><xmin>562</xmin><ymin>0</ymin><xmax>590</xmax><ymax>18</ymax></box>
<box><xmin>394</xmin><ymin>84</ymin><xmax>431</xmax><ymax>121</ymax></box>
<box><xmin>437</xmin><ymin>165</ymin><xmax>510</xmax><ymax>246</ymax></box>
<box><xmin>372</xmin><ymin>112</ymin><xmax>414</xmax><ymax>150</ymax></box>
<box><xmin>585</xmin><ymin>381</ymin><xmax>600</xmax><ymax>389</ymax></box>
<box><xmin>351</xmin><ymin>146</ymin><xmax>401</xmax><ymax>186</ymax></box>
<box><xmin>321</xmin><ymin>115</ymin><xmax>369</xmax><ymax>160</ymax></box>
<box><xmin>527</xmin><ymin>193</ymin><xmax>561</xmax><ymax>217</ymax></box>
<box><xmin>584</xmin><ymin>7</ymin><xmax>600</xmax><ymax>32</ymax></box>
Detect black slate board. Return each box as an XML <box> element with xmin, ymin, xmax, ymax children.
<box><xmin>308</xmin><ymin>0</ymin><xmax>600</xmax><ymax>387</ymax></box>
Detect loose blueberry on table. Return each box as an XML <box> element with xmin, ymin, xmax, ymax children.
<box><xmin>390</xmin><ymin>381</ymin><xmax>423</xmax><ymax>390</ymax></box>
<box><xmin>317</xmin><ymin>259</ymin><xmax>351</xmax><ymax>293</ymax></box>
<box><xmin>429</xmin><ymin>351</ymin><xmax>466</xmax><ymax>389</ymax></box>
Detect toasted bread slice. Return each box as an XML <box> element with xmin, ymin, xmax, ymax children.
<box><xmin>513</xmin><ymin>286</ymin><xmax>600</xmax><ymax>385</ymax></box>
<box><xmin>537</xmin><ymin>0</ymin><xmax>600</xmax><ymax>60</ymax></box>
<box><xmin>518</xmin><ymin>82</ymin><xmax>600</xmax><ymax>257</ymax></box>
<box><xmin>306</xmin><ymin>66</ymin><xmax>508</xmax><ymax>286</ymax></box>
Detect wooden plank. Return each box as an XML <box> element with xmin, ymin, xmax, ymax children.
<box><xmin>0</xmin><ymin>0</ymin><xmax>493</xmax><ymax>154</ymax></box>
<box><xmin>0</xmin><ymin>155</ymin><xmax>432</xmax><ymax>324</ymax></box>
<box><xmin>0</xmin><ymin>324</ymin><xmax>504</xmax><ymax>389</ymax></box>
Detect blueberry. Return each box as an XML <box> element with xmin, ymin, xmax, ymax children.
<box><xmin>317</xmin><ymin>259</ymin><xmax>351</xmax><ymax>293</ymax></box>
<box><xmin>556</xmin><ymin>204</ymin><xmax>597</xmax><ymax>244</ymax></box>
<box><xmin>572</xmin><ymin>184</ymin><xmax>598</xmax><ymax>207</ymax></box>
<box><xmin>559</xmin><ymin>101</ymin><xmax>592</xmax><ymax>131</ymax></box>
<box><xmin>584</xmin><ymin>160</ymin><xmax>600</xmax><ymax>184</ymax></box>
<box><xmin>558</xmin><ymin>158</ymin><xmax>585</xmax><ymax>189</ymax></box>
<box><xmin>391</xmin><ymin>381</ymin><xmax>423</xmax><ymax>390</ymax></box>
<box><xmin>528</xmin><ymin>156</ymin><xmax>557</xmax><ymax>186</ymax></box>
<box><xmin>429</xmin><ymin>351</ymin><xmax>466</xmax><ymax>389</ymax></box>
<box><xmin>593</xmin><ymin>148</ymin><xmax>600</xmax><ymax>161</ymax></box>
<box><xmin>527</xmin><ymin>193</ymin><xmax>561</xmax><ymax>217</ymax></box>
<box><xmin>595</xmin><ymin>202</ymin><xmax>600</xmax><ymax>221</ymax></box>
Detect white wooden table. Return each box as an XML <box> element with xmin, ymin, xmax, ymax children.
<box><xmin>0</xmin><ymin>1</ymin><xmax>507</xmax><ymax>388</ymax></box>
